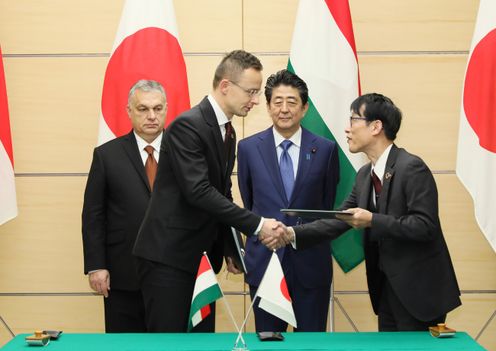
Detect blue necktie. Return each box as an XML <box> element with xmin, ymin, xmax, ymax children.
<box><xmin>279</xmin><ymin>140</ymin><xmax>295</xmax><ymax>201</ymax></box>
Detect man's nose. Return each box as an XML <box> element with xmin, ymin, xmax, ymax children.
<box><xmin>251</xmin><ymin>94</ymin><xmax>260</xmax><ymax>105</ymax></box>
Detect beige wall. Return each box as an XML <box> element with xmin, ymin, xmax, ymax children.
<box><xmin>0</xmin><ymin>1</ymin><xmax>494</xmax><ymax>350</ymax></box>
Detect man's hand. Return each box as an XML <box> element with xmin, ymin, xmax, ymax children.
<box><xmin>259</xmin><ymin>219</ymin><xmax>290</xmax><ymax>250</ymax></box>
<box><xmin>88</xmin><ymin>269</ymin><xmax>110</xmax><ymax>298</ymax></box>
<box><xmin>226</xmin><ymin>257</ymin><xmax>242</xmax><ymax>274</ymax></box>
<box><xmin>336</xmin><ymin>208</ymin><xmax>373</xmax><ymax>228</ymax></box>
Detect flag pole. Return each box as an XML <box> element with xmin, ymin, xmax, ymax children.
<box><xmin>233</xmin><ymin>249</ymin><xmax>278</xmax><ymax>346</ymax></box>
<box><xmin>329</xmin><ymin>275</ymin><xmax>335</xmax><ymax>332</ymax></box>
<box><xmin>204</xmin><ymin>253</ymin><xmax>246</xmax><ymax>348</ymax></box>
<box><xmin>234</xmin><ymin>249</ymin><xmax>275</xmax><ymax>346</ymax></box>
<box><xmin>234</xmin><ymin>286</ymin><xmax>258</xmax><ymax>347</ymax></box>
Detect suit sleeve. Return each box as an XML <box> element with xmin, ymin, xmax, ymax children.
<box><xmin>81</xmin><ymin>148</ymin><xmax>107</xmax><ymax>274</ymax></box>
<box><xmin>371</xmin><ymin>157</ymin><xmax>441</xmax><ymax>242</ymax></box>
<box><xmin>166</xmin><ymin>118</ymin><xmax>261</xmax><ymax>235</ymax></box>
<box><xmin>294</xmin><ymin>172</ymin><xmax>355</xmax><ymax>250</ymax></box>
<box><xmin>323</xmin><ymin>143</ymin><xmax>340</xmax><ymax>209</ymax></box>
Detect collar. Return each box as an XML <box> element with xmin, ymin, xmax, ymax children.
<box><xmin>371</xmin><ymin>143</ymin><xmax>393</xmax><ymax>182</ymax></box>
<box><xmin>134</xmin><ymin>131</ymin><xmax>163</xmax><ymax>152</ymax></box>
<box><xmin>207</xmin><ymin>94</ymin><xmax>230</xmax><ymax>126</ymax></box>
<box><xmin>272</xmin><ymin>127</ymin><xmax>302</xmax><ymax>149</ymax></box>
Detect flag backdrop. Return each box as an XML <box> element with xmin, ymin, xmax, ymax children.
<box><xmin>288</xmin><ymin>0</ymin><xmax>365</xmax><ymax>271</ymax></box>
<box><xmin>456</xmin><ymin>0</ymin><xmax>496</xmax><ymax>252</ymax></box>
<box><xmin>98</xmin><ymin>0</ymin><xmax>190</xmax><ymax>145</ymax></box>
<box><xmin>257</xmin><ymin>252</ymin><xmax>297</xmax><ymax>328</ymax></box>
<box><xmin>0</xmin><ymin>46</ymin><xmax>17</xmax><ymax>225</ymax></box>
<box><xmin>188</xmin><ymin>255</ymin><xmax>223</xmax><ymax>331</ymax></box>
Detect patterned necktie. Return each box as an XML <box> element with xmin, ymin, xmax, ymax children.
<box><xmin>371</xmin><ymin>170</ymin><xmax>382</xmax><ymax>203</ymax></box>
<box><xmin>144</xmin><ymin>145</ymin><xmax>157</xmax><ymax>189</ymax></box>
<box><xmin>224</xmin><ymin>121</ymin><xmax>235</xmax><ymax>159</ymax></box>
<box><xmin>279</xmin><ymin>140</ymin><xmax>295</xmax><ymax>201</ymax></box>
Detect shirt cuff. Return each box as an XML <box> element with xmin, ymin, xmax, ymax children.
<box><xmin>288</xmin><ymin>227</ymin><xmax>297</xmax><ymax>249</ymax></box>
<box><xmin>88</xmin><ymin>269</ymin><xmax>105</xmax><ymax>274</ymax></box>
<box><xmin>254</xmin><ymin>217</ymin><xmax>265</xmax><ymax>235</ymax></box>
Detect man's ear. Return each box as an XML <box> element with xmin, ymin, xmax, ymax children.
<box><xmin>219</xmin><ymin>79</ymin><xmax>230</xmax><ymax>95</ymax></box>
<box><xmin>372</xmin><ymin>119</ymin><xmax>383</xmax><ymax>135</ymax></box>
<box><xmin>302</xmin><ymin>102</ymin><xmax>309</xmax><ymax>115</ymax></box>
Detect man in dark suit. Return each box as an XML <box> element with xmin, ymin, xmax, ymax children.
<box><xmin>237</xmin><ymin>70</ymin><xmax>339</xmax><ymax>332</ymax></box>
<box><xmin>272</xmin><ymin>93</ymin><xmax>461</xmax><ymax>331</ymax></box>
<box><xmin>82</xmin><ymin>80</ymin><xmax>167</xmax><ymax>332</ymax></box>
<box><xmin>133</xmin><ymin>50</ymin><xmax>287</xmax><ymax>332</ymax></box>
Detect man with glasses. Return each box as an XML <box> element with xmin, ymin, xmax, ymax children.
<box><xmin>270</xmin><ymin>93</ymin><xmax>461</xmax><ymax>331</ymax></box>
<box><xmin>133</xmin><ymin>50</ymin><xmax>288</xmax><ymax>332</ymax></box>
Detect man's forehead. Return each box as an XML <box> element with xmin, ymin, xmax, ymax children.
<box><xmin>272</xmin><ymin>85</ymin><xmax>300</xmax><ymax>97</ymax></box>
<box><xmin>352</xmin><ymin>103</ymin><xmax>366</xmax><ymax>116</ymax></box>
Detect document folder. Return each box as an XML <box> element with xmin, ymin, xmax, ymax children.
<box><xmin>280</xmin><ymin>209</ymin><xmax>352</xmax><ymax>219</ymax></box>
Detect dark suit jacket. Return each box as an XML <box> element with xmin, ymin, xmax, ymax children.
<box><xmin>82</xmin><ymin>130</ymin><xmax>154</xmax><ymax>290</ymax></box>
<box><xmin>237</xmin><ymin>127</ymin><xmax>339</xmax><ymax>288</ymax></box>
<box><xmin>295</xmin><ymin>145</ymin><xmax>461</xmax><ymax>321</ymax></box>
<box><xmin>133</xmin><ymin>97</ymin><xmax>261</xmax><ymax>274</ymax></box>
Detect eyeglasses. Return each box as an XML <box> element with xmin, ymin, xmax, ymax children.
<box><xmin>229</xmin><ymin>80</ymin><xmax>262</xmax><ymax>98</ymax></box>
<box><xmin>349</xmin><ymin>116</ymin><xmax>368</xmax><ymax>126</ymax></box>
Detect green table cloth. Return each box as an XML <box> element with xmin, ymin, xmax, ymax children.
<box><xmin>1</xmin><ymin>331</ymin><xmax>486</xmax><ymax>351</ymax></box>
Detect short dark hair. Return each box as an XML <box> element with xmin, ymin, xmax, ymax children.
<box><xmin>350</xmin><ymin>93</ymin><xmax>402</xmax><ymax>140</ymax></box>
<box><xmin>264</xmin><ymin>69</ymin><xmax>309</xmax><ymax>105</ymax></box>
<box><xmin>213</xmin><ymin>50</ymin><xmax>263</xmax><ymax>88</ymax></box>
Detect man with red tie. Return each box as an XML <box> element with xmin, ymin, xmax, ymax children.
<box><xmin>133</xmin><ymin>50</ymin><xmax>288</xmax><ymax>332</ymax></box>
<box><xmin>280</xmin><ymin>93</ymin><xmax>461</xmax><ymax>331</ymax></box>
<box><xmin>82</xmin><ymin>80</ymin><xmax>166</xmax><ymax>332</ymax></box>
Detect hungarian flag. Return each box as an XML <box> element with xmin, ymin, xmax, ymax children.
<box><xmin>288</xmin><ymin>0</ymin><xmax>365</xmax><ymax>271</ymax></box>
<box><xmin>98</xmin><ymin>0</ymin><xmax>190</xmax><ymax>145</ymax></box>
<box><xmin>0</xmin><ymin>46</ymin><xmax>17</xmax><ymax>225</ymax></box>
<box><xmin>457</xmin><ymin>0</ymin><xmax>496</xmax><ymax>252</ymax></box>
<box><xmin>257</xmin><ymin>252</ymin><xmax>297</xmax><ymax>328</ymax></box>
<box><xmin>188</xmin><ymin>254</ymin><xmax>223</xmax><ymax>331</ymax></box>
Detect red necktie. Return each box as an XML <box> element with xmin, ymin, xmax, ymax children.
<box><xmin>371</xmin><ymin>170</ymin><xmax>382</xmax><ymax>202</ymax></box>
<box><xmin>144</xmin><ymin>145</ymin><xmax>157</xmax><ymax>189</ymax></box>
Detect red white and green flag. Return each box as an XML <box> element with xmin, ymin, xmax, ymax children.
<box><xmin>0</xmin><ymin>45</ymin><xmax>17</xmax><ymax>225</ymax></box>
<box><xmin>256</xmin><ymin>252</ymin><xmax>297</xmax><ymax>328</ymax></box>
<box><xmin>188</xmin><ymin>254</ymin><xmax>223</xmax><ymax>331</ymax></box>
<box><xmin>457</xmin><ymin>0</ymin><xmax>496</xmax><ymax>252</ymax></box>
<box><xmin>288</xmin><ymin>0</ymin><xmax>365</xmax><ymax>272</ymax></box>
<box><xmin>98</xmin><ymin>0</ymin><xmax>190</xmax><ymax>145</ymax></box>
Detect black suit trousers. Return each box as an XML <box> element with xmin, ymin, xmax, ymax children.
<box><xmin>377</xmin><ymin>272</ymin><xmax>446</xmax><ymax>331</ymax></box>
<box><xmin>136</xmin><ymin>257</ymin><xmax>216</xmax><ymax>332</ymax></box>
<box><xmin>103</xmin><ymin>289</ymin><xmax>147</xmax><ymax>333</ymax></box>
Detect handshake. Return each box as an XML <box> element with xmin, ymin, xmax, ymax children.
<box><xmin>258</xmin><ymin>219</ymin><xmax>295</xmax><ymax>250</ymax></box>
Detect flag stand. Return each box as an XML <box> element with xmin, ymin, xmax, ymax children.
<box><xmin>202</xmin><ymin>254</ymin><xmax>248</xmax><ymax>350</ymax></box>
<box><xmin>232</xmin><ymin>291</ymin><xmax>257</xmax><ymax>351</ymax></box>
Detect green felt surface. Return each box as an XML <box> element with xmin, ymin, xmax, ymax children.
<box><xmin>2</xmin><ymin>332</ymin><xmax>486</xmax><ymax>351</ymax></box>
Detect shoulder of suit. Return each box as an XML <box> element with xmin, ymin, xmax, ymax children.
<box><xmin>95</xmin><ymin>132</ymin><xmax>133</xmax><ymax>153</ymax></box>
<box><xmin>393</xmin><ymin>146</ymin><xmax>427</xmax><ymax>168</ymax></box>
<box><xmin>239</xmin><ymin>127</ymin><xmax>271</xmax><ymax>146</ymax></box>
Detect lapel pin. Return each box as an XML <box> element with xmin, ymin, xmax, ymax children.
<box><xmin>311</xmin><ymin>147</ymin><xmax>317</xmax><ymax>153</ymax></box>
<box><xmin>385</xmin><ymin>172</ymin><xmax>392</xmax><ymax>180</ymax></box>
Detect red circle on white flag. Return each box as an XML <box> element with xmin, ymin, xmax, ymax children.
<box><xmin>463</xmin><ymin>28</ymin><xmax>496</xmax><ymax>153</ymax></box>
<box><xmin>102</xmin><ymin>27</ymin><xmax>190</xmax><ymax>137</ymax></box>
<box><xmin>280</xmin><ymin>277</ymin><xmax>292</xmax><ymax>302</ymax></box>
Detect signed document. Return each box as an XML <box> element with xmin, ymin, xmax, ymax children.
<box><xmin>280</xmin><ymin>209</ymin><xmax>353</xmax><ymax>219</ymax></box>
